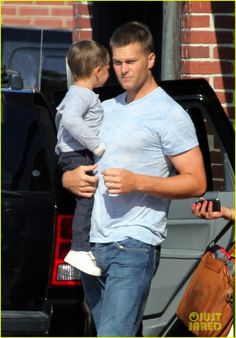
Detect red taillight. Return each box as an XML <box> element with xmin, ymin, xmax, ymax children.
<box><xmin>50</xmin><ymin>214</ymin><xmax>81</xmax><ymax>286</ymax></box>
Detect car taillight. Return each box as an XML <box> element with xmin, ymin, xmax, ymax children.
<box><xmin>50</xmin><ymin>214</ymin><xmax>81</xmax><ymax>286</ymax></box>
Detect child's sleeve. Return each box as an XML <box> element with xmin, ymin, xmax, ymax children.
<box><xmin>62</xmin><ymin>95</ymin><xmax>104</xmax><ymax>155</ymax></box>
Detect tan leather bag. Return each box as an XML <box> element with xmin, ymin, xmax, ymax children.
<box><xmin>176</xmin><ymin>221</ymin><xmax>234</xmax><ymax>337</ymax></box>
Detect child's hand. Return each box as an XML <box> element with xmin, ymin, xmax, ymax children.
<box><xmin>94</xmin><ymin>143</ymin><xmax>105</xmax><ymax>157</ymax></box>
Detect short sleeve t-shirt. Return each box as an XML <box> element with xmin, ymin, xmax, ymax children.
<box><xmin>90</xmin><ymin>87</ymin><xmax>199</xmax><ymax>246</ymax></box>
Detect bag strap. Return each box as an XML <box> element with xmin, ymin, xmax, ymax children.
<box><xmin>208</xmin><ymin>220</ymin><xmax>234</xmax><ymax>247</ymax></box>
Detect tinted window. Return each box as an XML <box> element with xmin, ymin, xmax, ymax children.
<box><xmin>2</xmin><ymin>27</ymin><xmax>71</xmax><ymax>90</ymax></box>
<box><xmin>2</xmin><ymin>94</ymin><xmax>51</xmax><ymax>191</ymax></box>
<box><xmin>183</xmin><ymin>102</ymin><xmax>233</xmax><ymax>192</ymax></box>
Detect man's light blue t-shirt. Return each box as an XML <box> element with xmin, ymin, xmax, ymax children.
<box><xmin>90</xmin><ymin>87</ymin><xmax>199</xmax><ymax>246</ymax></box>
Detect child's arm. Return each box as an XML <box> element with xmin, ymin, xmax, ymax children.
<box><xmin>62</xmin><ymin>96</ymin><xmax>105</xmax><ymax>156</ymax></box>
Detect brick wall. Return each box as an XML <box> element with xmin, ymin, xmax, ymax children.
<box><xmin>72</xmin><ymin>1</ymin><xmax>234</xmax><ymax>119</ymax></box>
<box><xmin>182</xmin><ymin>1</ymin><xmax>234</xmax><ymax>118</ymax></box>
<box><xmin>72</xmin><ymin>2</ymin><xmax>92</xmax><ymax>41</ymax></box>
<box><xmin>1</xmin><ymin>1</ymin><xmax>73</xmax><ymax>30</ymax></box>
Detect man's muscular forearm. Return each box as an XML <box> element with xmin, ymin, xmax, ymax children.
<box><xmin>103</xmin><ymin>147</ymin><xmax>206</xmax><ymax>198</ymax></box>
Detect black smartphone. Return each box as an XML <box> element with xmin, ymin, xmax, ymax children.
<box><xmin>194</xmin><ymin>198</ymin><xmax>221</xmax><ymax>212</ymax></box>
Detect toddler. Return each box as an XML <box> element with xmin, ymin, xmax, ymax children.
<box><xmin>55</xmin><ymin>40</ymin><xmax>110</xmax><ymax>276</ymax></box>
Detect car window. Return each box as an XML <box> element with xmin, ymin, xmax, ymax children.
<box><xmin>181</xmin><ymin>101</ymin><xmax>234</xmax><ymax>192</ymax></box>
<box><xmin>202</xmin><ymin>111</ymin><xmax>233</xmax><ymax>192</ymax></box>
<box><xmin>2</xmin><ymin>94</ymin><xmax>51</xmax><ymax>192</ymax></box>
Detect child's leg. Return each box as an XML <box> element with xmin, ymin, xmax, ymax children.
<box><xmin>71</xmin><ymin>196</ymin><xmax>94</xmax><ymax>251</ymax></box>
<box><xmin>57</xmin><ymin>149</ymin><xmax>94</xmax><ymax>252</ymax></box>
<box><xmin>64</xmin><ymin>195</ymin><xmax>101</xmax><ymax>275</ymax></box>
<box><xmin>59</xmin><ymin>151</ymin><xmax>101</xmax><ymax>275</ymax></box>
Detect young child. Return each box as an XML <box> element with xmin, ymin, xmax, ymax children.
<box><xmin>55</xmin><ymin>40</ymin><xmax>110</xmax><ymax>276</ymax></box>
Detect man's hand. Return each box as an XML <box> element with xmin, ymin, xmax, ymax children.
<box><xmin>102</xmin><ymin>168</ymin><xmax>137</xmax><ymax>194</ymax></box>
<box><xmin>62</xmin><ymin>164</ymin><xmax>99</xmax><ymax>198</ymax></box>
<box><xmin>102</xmin><ymin>147</ymin><xmax>206</xmax><ymax>199</ymax></box>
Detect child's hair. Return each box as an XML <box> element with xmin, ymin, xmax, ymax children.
<box><xmin>110</xmin><ymin>21</ymin><xmax>155</xmax><ymax>55</ymax></box>
<box><xmin>67</xmin><ymin>40</ymin><xmax>110</xmax><ymax>80</ymax></box>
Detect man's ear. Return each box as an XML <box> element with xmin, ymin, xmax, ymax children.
<box><xmin>148</xmin><ymin>52</ymin><xmax>156</xmax><ymax>70</ymax></box>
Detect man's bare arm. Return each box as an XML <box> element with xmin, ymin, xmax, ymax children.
<box><xmin>103</xmin><ymin>146</ymin><xmax>207</xmax><ymax>198</ymax></box>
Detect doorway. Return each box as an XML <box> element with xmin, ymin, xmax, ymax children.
<box><xmin>91</xmin><ymin>1</ymin><xmax>163</xmax><ymax>84</ymax></box>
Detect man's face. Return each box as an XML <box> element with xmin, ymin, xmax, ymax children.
<box><xmin>112</xmin><ymin>42</ymin><xmax>155</xmax><ymax>92</ymax></box>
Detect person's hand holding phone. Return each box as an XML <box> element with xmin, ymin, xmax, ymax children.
<box><xmin>192</xmin><ymin>198</ymin><xmax>222</xmax><ymax>219</ymax></box>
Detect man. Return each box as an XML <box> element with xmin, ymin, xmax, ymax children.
<box><xmin>62</xmin><ymin>21</ymin><xmax>206</xmax><ymax>336</ymax></box>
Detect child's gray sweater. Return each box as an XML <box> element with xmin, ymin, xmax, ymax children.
<box><xmin>55</xmin><ymin>85</ymin><xmax>104</xmax><ymax>156</ymax></box>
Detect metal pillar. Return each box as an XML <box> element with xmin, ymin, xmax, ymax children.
<box><xmin>161</xmin><ymin>2</ymin><xmax>183</xmax><ymax>80</ymax></box>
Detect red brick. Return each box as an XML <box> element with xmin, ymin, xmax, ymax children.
<box><xmin>35</xmin><ymin>1</ymin><xmax>67</xmax><ymax>5</ymax></box>
<box><xmin>73</xmin><ymin>3</ymin><xmax>92</xmax><ymax>16</ymax></box>
<box><xmin>214</xmin><ymin>76</ymin><xmax>235</xmax><ymax>90</ymax></box>
<box><xmin>182</xmin><ymin>60</ymin><xmax>233</xmax><ymax>75</ymax></box>
<box><xmin>73</xmin><ymin>30</ymin><xmax>92</xmax><ymax>42</ymax></box>
<box><xmin>215</xmin><ymin>90</ymin><xmax>233</xmax><ymax>105</ymax></box>
<box><xmin>182</xmin><ymin>14</ymin><xmax>210</xmax><ymax>28</ymax></box>
<box><xmin>182</xmin><ymin>31</ymin><xmax>233</xmax><ymax>44</ymax></box>
<box><xmin>79</xmin><ymin>31</ymin><xmax>93</xmax><ymax>40</ymax></box>
<box><xmin>190</xmin><ymin>2</ymin><xmax>212</xmax><ymax>13</ymax></box>
<box><xmin>64</xmin><ymin>18</ymin><xmax>74</xmax><ymax>30</ymax></box>
<box><xmin>18</xmin><ymin>6</ymin><xmax>49</xmax><ymax>16</ymax></box>
<box><xmin>74</xmin><ymin>17</ymin><xmax>92</xmax><ymax>30</ymax></box>
<box><xmin>182</xmin><ymin>46</ymin><xmax>209</xmax><ymax>58</ymax></box>
<box><xmin>1</xmin><ymin>6</ymin><xmax>16</xmax><ymax>15</ymax></box>
<box><xmin>51</xmin><ymin>7</ymin><xmax>73</xmax><ymax>17</ymax></box>
<box><xmin>213</xmin><ymin>47</ymin><xmax>235</xmax><ymax>60</ymax></box>
<box><xmin>2</xmin><ymin>17</ymin><xmax>32</xmax><ymax>26</ymax></box>
<box><xmin>214</xmin><ymin>15</ymin><xmax>235</xmax><ymax>29</ymax></box>
<box><xmin>2</xmin><ymin>1</ymin><xmax>31</xmax><ymax>4</ymax></box>
<box><xmin>33</xmin><ymin>18</ymin><xmax>64</xmax><ymax>28</ymax></box>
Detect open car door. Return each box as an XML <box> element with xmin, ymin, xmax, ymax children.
<box><xmin>142</xmin><ymin>79</ymin><xmax>234</xmax><ymax>336</ymax></box>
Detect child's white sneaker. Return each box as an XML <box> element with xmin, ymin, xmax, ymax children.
<box><xmin>64</xmin><ymin>250</ymin><xmax>102</xmax><ymax>276</ymax></box>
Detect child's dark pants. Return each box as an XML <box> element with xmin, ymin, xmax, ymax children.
<box><xmin>58</xmin><ymin>149</ymin><xmax>94</xmax><ymax>251</ymax></box>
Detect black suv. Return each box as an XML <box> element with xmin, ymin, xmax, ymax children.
<box><xmin>2</xmin><ymin>27</ymin><xmax>234</xmax><ymax>337</ymax></box>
